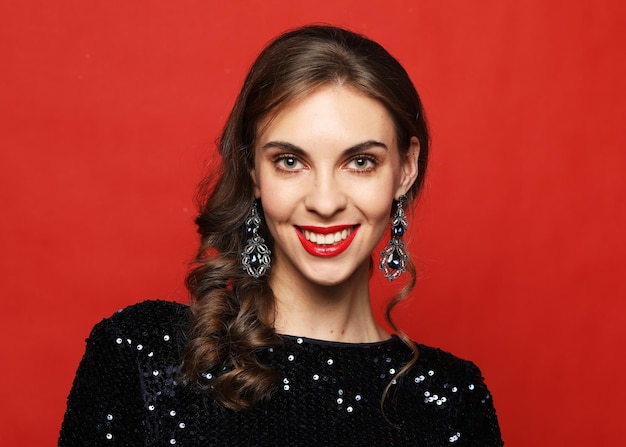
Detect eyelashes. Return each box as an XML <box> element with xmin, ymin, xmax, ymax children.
<box><xmin>271</xmin><ymin>153</ymin><xmax>380</xmax><ymax>173</ymax></box>
<box><xmin>345</xmin><ymin>154</ymin><xmax>379</xmax><ymax>172</ymax></box>
<box><xmin>273</xmin><ymin>154</ymin><xmax>304</xmax><ymax>171</ymax></box>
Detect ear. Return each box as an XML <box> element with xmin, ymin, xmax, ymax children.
<box><xmin>250</xmin><ymin>167</ymin><xmax>261</xmax><ymax>198</ymax></box>
<box><xmin>396</xmin><ymin>136</ymin><xmax>420</xmax><ymax>198</ymax></box>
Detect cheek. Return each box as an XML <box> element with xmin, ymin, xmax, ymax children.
<box><xmin>372</xmin><ymin>204</ymin><xmax>393</xmax><ymax>236</ymax></box>
<box><xmin>258</xmin><ymin>181</ymin><xmax>297</xmax><ymax>228</ymax></box>
<box><xmin>360</xmin><ymin>202</ymin><xmax>393</xmax><ymax>251</ymax></box>
<box><xmin>370</xmin><ymin>202</ymin><xmax>393</xmax><ymax>225</ymax></box>
<box><xmin>261</xmin><ymin>199</ymin><xmax>290</xmax><ymax>225</ymax></box>
<box><xmin>355</xmin><ymin>181</ymin><xmax>395</xmax><ymax>217</ymax></box>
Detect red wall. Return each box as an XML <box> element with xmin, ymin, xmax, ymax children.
<box><xmin>1</xmin><ymin>1</ymin><xmax>624</xmax><ymax>445</ymax></box>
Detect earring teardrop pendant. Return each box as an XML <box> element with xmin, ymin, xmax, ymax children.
<box><xmin>241</xmin><ymin>202</ymin><xmax>271</xmax><ymax>278</ymax></box>
<box><xmin>379</xmin><ymin>195</ymin><xmax>408</xmax><ymax>281</ymax></box>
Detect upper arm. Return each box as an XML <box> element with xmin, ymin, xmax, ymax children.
<box><xmin>461</xmin><ymin>361</ymin><xmax>504</xmax><ymax>446</ymax></box>
<box><xmin>58</xmin><ymin>320</ymin><xmax>145</xmax><ymax>446</ymax></box>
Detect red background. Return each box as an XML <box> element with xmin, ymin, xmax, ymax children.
<box><xmin>1</xmin><ymin>1</ymin><xmax>625</xmax><ymax>445</ymax></box>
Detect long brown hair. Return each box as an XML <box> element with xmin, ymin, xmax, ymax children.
<box><xmin>180</xmin><ymin>24</ymin><xmax>430</xmax><ymax>411</ymax></box>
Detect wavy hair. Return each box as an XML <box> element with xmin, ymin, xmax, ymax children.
<box><xmin>180</xmin><ymin>24</ymin><xmax>430</xmax><ymax>411</ymax></box>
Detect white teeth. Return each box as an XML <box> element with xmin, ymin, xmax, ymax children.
<box><xmin>303</xmin><ymin>228</ymin><xmax>352</xmax><ymax>245</ymax></box>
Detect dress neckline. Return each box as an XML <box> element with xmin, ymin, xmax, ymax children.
<box><xmin>279</xmin><ymin>333</ymin><xmax>400</xmax><ymax>348</ymax></box>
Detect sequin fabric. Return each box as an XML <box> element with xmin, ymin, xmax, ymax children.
<box><xmin>59</xmin><ymin>300</ymin><xmax>503</xmax><ymax>446</ymax></box>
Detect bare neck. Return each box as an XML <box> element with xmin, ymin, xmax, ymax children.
<box><xmin>269</xmin><ymin>264</ymin><xmax>388</xmax><ymax>343</ymax></box>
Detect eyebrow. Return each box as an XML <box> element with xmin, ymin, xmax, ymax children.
<box><xmin>261</xmin><ymin>140</ymin><xmax>388</xmax><ymax>156</ymax></box>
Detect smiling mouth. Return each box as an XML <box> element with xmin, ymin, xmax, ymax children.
<box><xmin>296</xmin><ymin>225</ymin><xmax>359</xmax><ymax>257</ymax></box>
<box><xmin>302</xmin><ymin>227</ymin><xmax>355</xmax><ymax>245</ymax></box>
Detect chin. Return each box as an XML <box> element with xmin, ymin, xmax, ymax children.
<box><xmin>310</xmin><ymin>277</ymin><xmax>347</xmax><ymax>288</ymax></box>
<box><xmin>302</xmin><ymin>265</ymin><xmax>364</xmax><ymax>288</ymax></box>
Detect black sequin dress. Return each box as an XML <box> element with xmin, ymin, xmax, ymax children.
<box><xmin>59</xmin><ymin>300</ymin><xmax>503</xmax><ymax>446</ymax></box>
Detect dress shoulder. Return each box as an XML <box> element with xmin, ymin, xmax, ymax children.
<box><xmin>97</xmin><ymin>299</ymin><xmax>189</xmax><ymax>333</ymax></box>
<box><xmin>58</xmin><ymin>300</ymin><xmax>189</xmax><ymax>446</ymax></box>
<box><xmin>89</xmin><ymin>299</ymin><xmax>190</xmax><ymax>352</ymax></box>
<box><xmin>414</xmin><ymin>343</ymin><xmax>486</xmax><ymax>383</ymax></box>
<box><xmin>402</xmin><ymin>343</ymin><xmax>503</xmax><ymax>446</ymax></box>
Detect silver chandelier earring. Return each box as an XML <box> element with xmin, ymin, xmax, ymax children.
<box><xmin>241</xmin><ymin>201</ymin><xmax>271</xmax><ymax>278</ymax></box>
<box><xmin>379</xmin><ymin>195</ymin><xmax>408</xmax><ymax>281</ymax></box>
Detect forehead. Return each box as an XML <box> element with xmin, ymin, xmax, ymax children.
<box><xmin>255</xmin><ymin>85</ymin><xmax>396</xmax><ymax>148</ymax></box>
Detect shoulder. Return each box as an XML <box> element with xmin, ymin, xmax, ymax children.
<box><xmin>396</xmin><ymin>343</ymin><xmax>503</xmax><ymax>444</ymax></box>
<box><xmin>60</xmin><ymin>301</ymin><xmax>190</xmax><ymax>444</ymax></box>
<box><xmin>96</xmin><ymin>299</ymin><xmax>189</xmax><ymax>329</ymax></box>
<box><xmin>407</xmin><ymin>343</ymin><xmax>489</xmax><ymax>393</ymax></box>
<box><xmin>414</xmin><ymin>343</ymin><xmax>484</xmax><ymax>380</ymax></box>
<box><xmin>87</xmin><ymin>300</ymin><xmax>190</xmax><ymax>352</ymax></box>
<box><xmin>397</xmin><ymin>342</ymin><xmax>494</xmax><ymax>408</ymax></box>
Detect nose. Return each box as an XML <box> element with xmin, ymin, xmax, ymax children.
<box><xmin>304</xmin><ymin>171</ymin><xmax>347</xmax><ymax>218</ymax></box>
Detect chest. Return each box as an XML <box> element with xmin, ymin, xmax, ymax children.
<box><xmin>137</xmin><ymin>349</ymin><xmax>465</xmax><ymax>446</ymax></box>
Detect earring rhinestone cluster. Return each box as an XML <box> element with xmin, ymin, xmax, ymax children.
<box><xmin>379</xmin><ymin>195</ymin><xmax>408</xmax><ymax>281</ymax></box>
<box><xmin>241</xmin><ymin>201</ymin><xmax>271</xmax><ymax>278</ymax></box>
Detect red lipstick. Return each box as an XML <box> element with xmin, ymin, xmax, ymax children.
<box><xmin>296</xmin><ymin>225</ymin><xmax>359</xmax><ymax>257</ymax></box>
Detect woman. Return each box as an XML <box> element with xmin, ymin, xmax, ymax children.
<box><xmin>59</xmin><ymin>25</ymin><xmax>503</xmax><ymax>446</ymax></box>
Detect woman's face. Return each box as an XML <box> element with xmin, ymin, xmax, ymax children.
<box><xmin>251</xmin><ymin>84</ymin><xmax>419</xmax><ymax>288</ymax></box>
